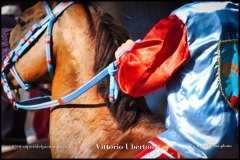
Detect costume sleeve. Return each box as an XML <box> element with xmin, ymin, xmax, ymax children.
<box><xmin>115</xmin><ymin>14</ymin><xmax>190</xmax><ymax>97</ymax></box>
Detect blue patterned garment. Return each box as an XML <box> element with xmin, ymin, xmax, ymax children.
<box><xmin>119</xmin><ymin>2</ymin><xmax>239</xmax><ymax>158</ymax></box>
<box><xmin>159</xmin><ymin>2</ymin><xmax>239</xmax><ymax>158</ymax></box>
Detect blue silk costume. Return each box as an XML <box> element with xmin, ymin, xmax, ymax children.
<box><xmin>161</xmin><ymin>2</ymin><xmax>239</xmax><ymax>158</ymax></box>
<box><xmin>116</xmin><ymin>1</ymin><xmax>239</xmax><ymax>158</ymax></box>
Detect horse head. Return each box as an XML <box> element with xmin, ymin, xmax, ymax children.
<box><xmin>8</xmin><ymin>2</ymin><xmax>52</xmax><ymax>88</ymax></box>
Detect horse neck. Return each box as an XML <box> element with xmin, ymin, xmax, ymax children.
<box><xmin>49</xmin><ymin>5</ymin><xmax>120</xmax><ymax>155</ymax></box>
<box><xmin>50</xmin><ymin>2</ymin><xmax>113</xmax><ymax>135</ymax></box>
<box><xmin>51</xmin><ymin>4</ymin><xmax>103</xmax><ymax>105</ymax></box>
<box><xmin>50</xmin><ymin>4</ymin><xmax>164</xmax><ymax>158</ymax></box>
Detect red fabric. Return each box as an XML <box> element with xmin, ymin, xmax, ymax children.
<box><xmin>230</xmin><ymin>95</ymin><xmax>239</xmax><ymax>111</ymax></box>
<box><xmin>134</xmin><ymin>143</ymin><xmax>155</xmax><ymax>158</ymax></box>
<box><xmin>33</xmin><ymin>108</ymin><xmax>50</xmax><ymax>139</ymax></box>
<box><xmin>157</xmin><ymin>153</ymin><xmax>170</xmax><ymax>159</ymax></box>
<box><xmin>152</xmin><ymin>137</ymin><xmax>184</xmax><ymax>158</ymax></box>
<box><xmin>31</xmin><ymin>89</ymin><xmax>50</xmax><ymax>139</ymax></box>
<box><xmin>115</xmin><ymin>14</ymin><xmax>190</xmax><ymax>97</ymax></box>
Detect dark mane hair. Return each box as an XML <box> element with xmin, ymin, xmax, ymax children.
<box><xmin>82</xmin><ymin>2</ymin><xmax>164</xmax><ymax>131</ymax></box>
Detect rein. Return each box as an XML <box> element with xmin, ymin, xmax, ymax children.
<box><xmin>50</xmin><ymin>103</ymin><xmax>107</xmax><ymax>113</ymax></box>
<box><xmin>1</xmin><ymin>1</ymin><xmax>120</xmax><ymax>110</ymax></box>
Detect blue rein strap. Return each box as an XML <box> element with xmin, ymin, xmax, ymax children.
<box><xmin>14</xmin><ymin>62</ymin><xmax>118</xmax><ymax>110</ymax></box>
<box><xmin>12</xmin><ymin>39</ymin><xmax>141</xmax><ymax>110</ymax></box>
<box><xmin>44</xmin><ymin>1</ymin><xmax>57</xmax><ymax>79</ymax></box>
<box><xmin>108</xmin><ymin>63</ymin><xmax>119</xmax><ymax>102</ymax></box>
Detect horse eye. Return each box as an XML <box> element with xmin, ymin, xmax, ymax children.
<box><xmin>17</xmin><ymin>17</ymin><xmax>26</xmax><ymax>27</ymax></box>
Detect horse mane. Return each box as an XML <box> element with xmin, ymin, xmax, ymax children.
<box><xmin>81</xmin><ymin>2</ymin><xmax>164</xmax><ymax>131</ymax></box>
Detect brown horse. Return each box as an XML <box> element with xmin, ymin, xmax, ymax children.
<box><xmin>8</xmin><ymin>1</ymin><xmax>165</xmax><ymax>158</ymax></box>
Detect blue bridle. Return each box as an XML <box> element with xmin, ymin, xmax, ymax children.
<box><xmin>1</xmin><ymin>1</ymin><xmax>130</xmax><ymax>110</ymax></box>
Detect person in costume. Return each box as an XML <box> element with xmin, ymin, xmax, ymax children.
<box><xmin>114</xmin><ymin>1</ymin><xmax>238</xmax><ymax>158</ymax></box>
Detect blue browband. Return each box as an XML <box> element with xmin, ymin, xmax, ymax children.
<box><xmin>1</xmin><ymin>1</ymin><xmax>134</xmax><ymax>110</ymax></box>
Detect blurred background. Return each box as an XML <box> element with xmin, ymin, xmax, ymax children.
<box><xmin>1</xmin><ymin>1</ymin><xmax>193</xmax><ymax>158</ymax></box>
<box><xmin>99</xmin><ymin>1</ymin><xmax>191</xmax><ymax>39</ymax></box>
